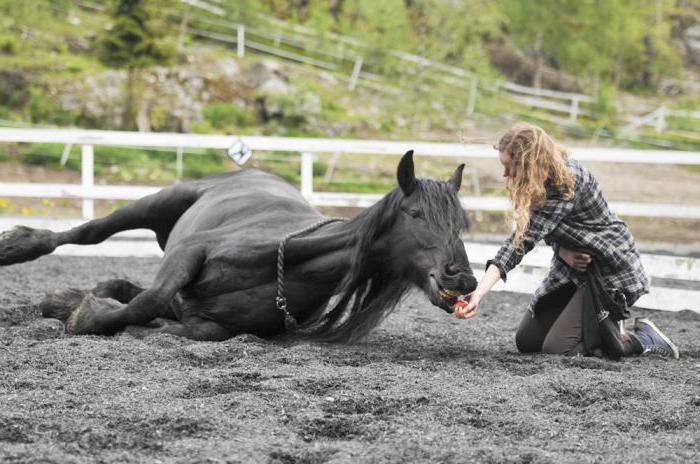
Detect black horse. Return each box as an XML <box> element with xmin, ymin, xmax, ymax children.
<box><xmin>0</xmin><ymin>151</ymin><xmax>477</xmax><ymax>342</ymax></box>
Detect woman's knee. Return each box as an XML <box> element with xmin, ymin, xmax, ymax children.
<box><xmin>542</xmin><ymin>336</ymin><xmax>585</xmax><ymax>356</ymax></box>
<box><xmin>515</xmin><ymin>324</ymin><xmax>540</xmax><ymax>353</ymax></box>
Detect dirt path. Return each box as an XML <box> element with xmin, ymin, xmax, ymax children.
<box><xmin>0</xmin><ymin>256</ymin><xmax>698</xmax><ymax>463</ymax></box>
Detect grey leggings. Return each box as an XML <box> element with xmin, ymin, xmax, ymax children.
<box><xmin>515</xmin><ymin>283</ymin><xmax>587</xmax><ymax>355</ymax></box>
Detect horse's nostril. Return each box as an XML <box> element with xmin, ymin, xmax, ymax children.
<box><xmin>444</xmin><ymin>263</ymin><xmax>460</xmax><ymax>276</ymax></box>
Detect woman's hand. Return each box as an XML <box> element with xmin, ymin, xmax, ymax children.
<box><xmin>454</xmin><ymin>264</ymin><xmax>502</xmax><ymax>320</ymax></box>
<box><xmin>558</xmin><ymin>245</ymin><xmax>592</xmax><ymax>272</ymax></box>
<box><xmin>454</xmin><ymin>292</ymin><xmax>481</xmax><ymax>319</ymax></box>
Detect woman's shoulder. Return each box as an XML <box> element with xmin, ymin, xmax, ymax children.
<box><xmin>565</xmin><ymin>157</ymin><xmax>593</xmax><ymax>188</ymax></box>
<box><xmin>565</xmin><ymin>157</ymin><xmax>585</xmax><ymax>175</ymax></box>
<box><xmin>544</xmin><ymin>158</ymin><xmax>585</xmax><ymax>198</ymax></box>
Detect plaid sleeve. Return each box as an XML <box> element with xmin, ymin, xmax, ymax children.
<box><xmin>487</xmin><ymin>190</ymin><xmax>575</xmax><ymax>282</ymax></box>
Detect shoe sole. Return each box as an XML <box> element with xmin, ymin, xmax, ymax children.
<box><xmin>635</xmin><ymin>318</ymin><xmax>680</xmax><ymax>359</ymax></box>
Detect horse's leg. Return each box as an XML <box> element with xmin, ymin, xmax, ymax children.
<box><xmin>66</xmin><ymin>244</ymin><xmax>205</xmax><ymax>335</ymax></box>
<box><xmin>0</xmin><ymin>184</ymin><xmax>198</xmax><ymax>266</ymax></box>
<box><xmin>91</xmin><ymin>278</ymin><xmax>145</xmax><ymax>303</ymax></box>
<box><xmin>91</xmin><ymin>278</ymin><xmax>182</xmax><ymax>320</ymax></box>
<box><xmin>39</xmin><ymin>278</ymin><xmax>148</xmax><ymax>322</ymax></box>
<box><xmin>38</xmin><ymin>287</ymin><xmax>87</xmax><ymax>322</ymax></box>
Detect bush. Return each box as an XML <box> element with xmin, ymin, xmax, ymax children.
<box><xmin>592</xmin><ymin>82</ymin><xmax>618</xmax><ymax>119</ymax></box>
<box><xmin>18</xmin><ymin>143</ymin><xmax>81</xmax><ymax>170</ymax></box>
<box><xmin>28</xmin><ymin>87</ymin><xmax>78</xmax><ymax>126</ymax></box>
<box><xmin>0</xmin><ymin>35</ymin><xmax>18</xmax><ymax>55</ymax></box>
<box><xmin>203</xmin><ymin>103</ymin><xmax>256</xmax><ymax>129</ymax></box>
<box><xmin>181</xmin><ymin>150</ymin><xmax>227</xmax><ymax>178</ymax></box>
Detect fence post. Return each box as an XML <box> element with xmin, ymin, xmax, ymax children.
<box><xmin>348</xmin><ymin>55</ymin><xmax>363</xmax><ymax>91</ymax></box>
<box><xmin>177</xmin><ymin>5</ymin><xmax>189</xmax><ymax>53</ymax></box>
<box><xmin>471</xmin><ymin>168</ymin><xmax>483</xmax><ymax>221</ymax></box>
<box><xmin>176</xmin><ymin>147</ymin><xmax>183</xmax><ymax>181</ymax></box>
<box><xmin>336</xmin><ymin>42</ymin><xmax>345</xmax><ymax>60</ymax></box>
<box><xmin>569</xmin><ymin>98</ymin><xmax>579</xmax><ymax>122</ymax></box>
<box><xmin>237</xmin><ymin>24</ymin><xmax>245</xmax><ymax>58</ymax></box>
<box><xmin>274</xmin><ymin>30</ymin><xmax>281</xmax><ymax>48</ymax></box>
<box><xmin>467</xmin><ymin>77</ymin><xmax>478</xmax><ymax>115</ymax></box>
<box><xmin>655</xmin><ymin>107</ymin><xmax>666</xmax><ymax>132</ymax></box>
<box><xmin>300</xmin><ymin>152</ymin><xmax>314</xmax><ymax>199</ymax></box>
<box><xmin>81</xmin><ymin>144</ymin><xmax>94</xmax><ymax>220</ymax></box>
<box><xmin>324</xmin><ymin>152</ymin><xmax>340</xmax><ymax>185</ymax></box>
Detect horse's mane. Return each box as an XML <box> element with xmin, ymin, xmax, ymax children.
<box><xmin>300</xmin><ymin>178</ymin><xmax>469</xmax><ymax>343</ymax></box>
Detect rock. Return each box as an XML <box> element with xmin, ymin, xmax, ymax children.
<box><xmin>45</xmin><ymin>56</ymin><xmax>298</xmax><ymax>132</ymax></box>
<box><xmin>298</xmin><ymin>92</ymin><xmax>322</xmax><ymax>114</ymax></box>
<box><xmin>682</xmin><ymin>25</ymin><xmax>700</xmax><ymax>68</ymax></box>
<box><xmin>246</xmin><ymin>61</ymin><xmax>291</xmax><ymax>94</ymax></box>
<box><xmin>485</xmin><ymin>40</ymin><xmax>581</xmax><ymax>93</ymax></box>
<box><xmin>0</xmin><ymin>69</ymin><xmax>30</xmax><ymax>107</ymax></box>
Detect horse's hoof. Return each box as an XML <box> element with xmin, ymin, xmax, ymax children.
<box><xmin>39</xmin><ymin>288</ymin><xmax>87</xmax><ymax>322</ymax></box>
<box><xmin>66</xmin><ymin>294</ymin><xmax>121</xmax><ymax>335</ymax></box>
<box><xmin>0</xmin><ymin>226</ymin><xmax>56</xmax><ymax>266</ymax></box>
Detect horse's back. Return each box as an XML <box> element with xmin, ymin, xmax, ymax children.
<box><xmin>166</xmin><ymin>168</ymin><xmax>320</xmax><ymax>250</ymax></box>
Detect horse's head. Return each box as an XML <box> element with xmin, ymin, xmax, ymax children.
<box><xmin>381</xmin><ymin>150</ymin><xmax>478</xmax><ymax>313</ymax></box>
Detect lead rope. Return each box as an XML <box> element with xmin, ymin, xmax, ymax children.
<box><xmin>276</xmin><ymin>217</ymin><xmax>347</xmax><ymax>333</ymax></box>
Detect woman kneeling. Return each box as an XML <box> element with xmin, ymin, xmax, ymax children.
<box><xmin>458</xmin><ymin>123</ymin><xmax>678</xmax><ymax>360</ymax></box>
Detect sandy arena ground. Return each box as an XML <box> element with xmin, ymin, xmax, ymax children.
<box><xmin>0</xmin><ymin>256</ymin><xmax>699</xmax><ymax>464</ymax></box>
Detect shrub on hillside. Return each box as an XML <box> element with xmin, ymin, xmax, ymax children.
<box><xmin>203</xmin><ymin>103</ymin><xmax>256</xmax><ymax>129</ymax></box>
<box><xmin>0</xmin><ymin>35</ymin><xmax>18</xmax><ymax>55</ymax></box>
<box><xmin>28</xmin><ymin>88</ymin><xmax>79</xmax><ymax>126</ymax></box>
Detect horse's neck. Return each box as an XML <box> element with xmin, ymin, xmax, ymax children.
<box><xmin>287</xmin><ymin>218</ymin><xmax>387</xmax><ymax>286</ymax></box>
<box><xmin>284</xmin><ymin>221</ymin><xmax>355</xmax><ymax>266</ymax></box>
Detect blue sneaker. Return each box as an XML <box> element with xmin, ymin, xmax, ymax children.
<box><xmin>633</xmin><ymin>318</ymin><xmax>679</xmax><ymax>359</ymax></box>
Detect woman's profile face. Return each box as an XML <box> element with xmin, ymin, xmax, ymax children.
<box><xmin>499</xmin><ymin>151</ymin><xmax>514</xmax><ymax>178</ymax></box>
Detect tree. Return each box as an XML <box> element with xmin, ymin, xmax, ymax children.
<box><xmin>97</xmin><ymin>0</ymin><xmax>174</xmax><ymax>130</ymax></box>
<box><xmin>500</xmin><ymin>0</ymin><xmax>682</xmax><ymax>92</ymax></box>
<box><xmin>404</xmin><ymin>0</ymin><xmax>502</xmax><ymax>73</ymax></box>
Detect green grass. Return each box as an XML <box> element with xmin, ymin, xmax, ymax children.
<box><xmin>679</xmin><ymin>164</ymin><xmax>700</xmax><ymax>174</ymax></box>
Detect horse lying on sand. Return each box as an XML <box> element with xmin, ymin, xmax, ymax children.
<box><xmin>0</xmin><ymin>151</ymin><xmax>477</xmax><ymax>342</ymax></box>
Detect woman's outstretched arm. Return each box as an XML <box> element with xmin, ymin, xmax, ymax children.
<box><xmin>454</xmin><ymin>263</ymin><xmax>502</xmax><ymax>319</ymax></box>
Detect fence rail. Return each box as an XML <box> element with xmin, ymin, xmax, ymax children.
<box><xmin>1</xmin><ymin>128</ymin><xmax>700</xmax><ymax>221</ymax></box>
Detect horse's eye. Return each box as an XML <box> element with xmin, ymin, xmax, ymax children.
<box><xmin>408</xmin><ymin>209</ymin><xmax>421</xmax><ymax>218</ymax></box>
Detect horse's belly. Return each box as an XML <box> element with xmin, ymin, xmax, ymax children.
<box><xmin>179</xmin><ymin>281</ymin><xmax>333</xmax><ymax>337</ymax></box>
<box><xmin>181</xmin><ymin>285</ymin><xmax>283</xmax><ymax>336</ymax></box>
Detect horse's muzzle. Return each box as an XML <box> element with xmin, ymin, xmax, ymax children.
<box><xmin>429</xmin><ymin>271</ymin><xmax>477</xmax><ymax>312</ymax></box>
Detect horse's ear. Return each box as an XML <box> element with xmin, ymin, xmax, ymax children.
<box><xmin>449</xmin><ymin>164</ymin><xmax>465</xmax><ymax>192</ymax></box>
<box><xmin>397</xmin><ymin>150</ymin><xmax>416</xmax><ymax>196</ymax></box>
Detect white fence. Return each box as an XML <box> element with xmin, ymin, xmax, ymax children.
<box><xmin>0</xmin><ymin>127</ymin><xmax>698</xmax><ymax>313</ymax></box>
<box><xmin>1</xmin><ymin>128</ymin><xmax>700</xmax><ymax>220</ymax></box>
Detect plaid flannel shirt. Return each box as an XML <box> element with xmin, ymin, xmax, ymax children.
<box><xmin>487</xmin><ymin>158</ymin><xmax>649</xmax><ymax>315</ymax></box>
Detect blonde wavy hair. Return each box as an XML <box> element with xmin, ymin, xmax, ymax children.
<box><xmin>495</xmin><ymin>123</ymin><xmax>575</xmax><ymax>253</ymax></box>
